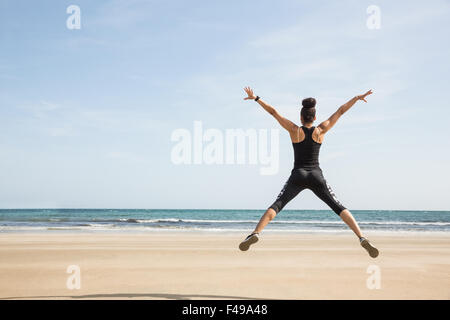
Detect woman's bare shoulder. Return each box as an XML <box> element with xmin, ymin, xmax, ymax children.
<box><xmin>313</xmin><ymin>126</ymin><xmax>324</xmax><ymax>144</ymax></box>
<box><xmin>290</xmin><ymin>124</ymin><xmax>304</xmax><ymax>143</ymax></box>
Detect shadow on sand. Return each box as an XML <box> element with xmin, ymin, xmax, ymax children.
<box><xmin>1</xmin><ymin>292</ymin><xmax>266</xmax><ymax>300</ymax></box>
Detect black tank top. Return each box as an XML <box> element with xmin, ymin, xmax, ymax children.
<box><xmin>293</xmin><ymin>126</ymin><xmax>321</xmax><ymax>169</ymax></box>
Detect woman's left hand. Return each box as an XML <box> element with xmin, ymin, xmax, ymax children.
<box><xmin>243</xmin><ymin>87</ymin><xmax>256</xmax><ymax>100</ymax></box>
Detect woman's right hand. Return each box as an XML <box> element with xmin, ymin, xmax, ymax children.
<box><xmin>358</xmin><ymin>90</ymin><xmax>373</xmax><ymax>102</ymax></box>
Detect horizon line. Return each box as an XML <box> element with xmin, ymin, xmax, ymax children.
<box><xmin>0</xmin><ymin>208</ymin><xmax>448</xmax><ymax>212</ymax></box>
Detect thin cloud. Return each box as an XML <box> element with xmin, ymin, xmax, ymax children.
<box><xmin>46</xmin><ymin>126</ymin><xmax>75</xmax><ymax>137</ymax></box>
<box><xmin>105</xmin><ymin>151</ymin><xmax>145</xmax><ymax>163</ymax></box>
<box><xmin>16</xmin><ymin>101</ymin><xmax>62</xmax><ymax>119</ymax></box>
<box><xmin>321</xmin><ymin>151</ymin><xmax>346</xmax><ymax>164</ymax></box>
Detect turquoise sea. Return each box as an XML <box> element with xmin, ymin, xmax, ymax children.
<box><xmin>0</xmin><ymin>209</ymin><xmax>449</xmax><ymax>233</ymax></box>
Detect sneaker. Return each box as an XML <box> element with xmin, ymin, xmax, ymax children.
<box><xmin>360</xmin><ymin>237</ymin><xmax>379</xmax><ymax>258</ymax></box>
<box><xmin>239</xmin><ymin>233</ymin><xmax>259</xmax><ymax>251</ymax></box>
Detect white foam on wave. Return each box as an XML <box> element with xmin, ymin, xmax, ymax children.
<box><xmin>131</xmin><ymin>218</ymin><xmax>450</xmax><ymax>226</ymax></box>
<box><xmin>1</xmin><ymin>225</ymin><xmax>450</xmax><ymax>236</ymax></box>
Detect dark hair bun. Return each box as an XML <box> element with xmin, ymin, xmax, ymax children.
<box><xmin>302</xmin><ymin>97</ymin><xmax>316</xmax><ymax>109</ymax></box>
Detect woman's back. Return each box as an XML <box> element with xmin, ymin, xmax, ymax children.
<box><xmin>292</xmin><ymin>126</ymin><xmax>322</xmax><ymax>169</ymax></box>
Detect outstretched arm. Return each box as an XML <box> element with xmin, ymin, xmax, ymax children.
<box><xmin>243</xmin><ymin>87</ymin><xmax>296</xmax><ymax>132</ymax></box>
<box><xmin>318</xmin><ymin>90</ymin><xmax>373</xmax><ymax>135</ymax></box>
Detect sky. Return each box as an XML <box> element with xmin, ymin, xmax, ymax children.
<box><xmin>0</xmin><ymin>0</ymin><xmax>449</xmax><ymax>210</ymax></box>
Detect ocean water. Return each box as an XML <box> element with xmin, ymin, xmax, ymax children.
<box><xmin>0</xmin><ymin>209</ymin><xmax>449</xmax><ymax>234</ymax></box>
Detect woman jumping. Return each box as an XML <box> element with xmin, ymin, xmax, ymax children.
<box><xmin>239</xmin><ymin>87</ymin><xmax>379</xmax><ymax>258</ymax></box>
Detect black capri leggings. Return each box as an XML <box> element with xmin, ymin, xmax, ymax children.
<box><xmin>269</xmin><ymin>168</ymin><xmax>346</xmax><ymax>215</ymax></box>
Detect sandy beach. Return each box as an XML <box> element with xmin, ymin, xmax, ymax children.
<box><xmin>0</xmin><ymin>232</ymin><xmax>449</xmax><ymax>300</ymax></box>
